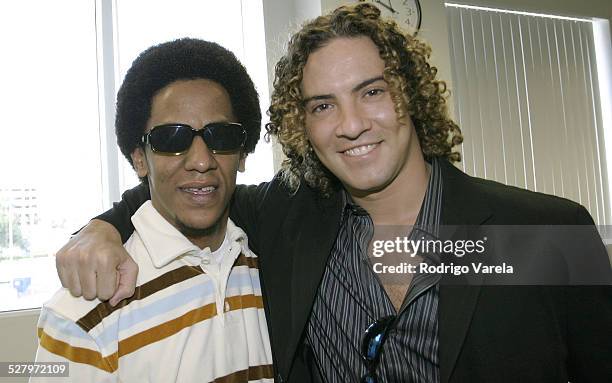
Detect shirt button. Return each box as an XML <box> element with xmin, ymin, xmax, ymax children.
<box><xmin>201</xmin><ymin>259</ymin><xmax>210</xmax><ymax>265</ymax></box>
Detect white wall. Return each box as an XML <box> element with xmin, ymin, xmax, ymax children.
<box><xmin>262</xmin><ymin>0</ymin><xmax>322</xmax><ymax>171</ymax></box>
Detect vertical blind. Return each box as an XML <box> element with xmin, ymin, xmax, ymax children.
<box><xmin>446</xmin><ymin>3</ymin><xmax>610</xmax><ymax>224</ymax></box>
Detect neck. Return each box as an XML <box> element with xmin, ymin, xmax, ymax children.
<box><xmin>350</xmin><ymin>148</ymin><xmax>430</xmax><ymax>226</ymax></box>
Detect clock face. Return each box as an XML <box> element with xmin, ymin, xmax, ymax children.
<box><xmin>360</xmin><ymin>0</ymin><xmax>422</xmax><ymax>35</ymax></box>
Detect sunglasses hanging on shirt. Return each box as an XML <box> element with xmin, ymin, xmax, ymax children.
<box><xmin>360</xmin><ymin>315</ymin><xmax>397</xmax><ymax>383</ymax></box>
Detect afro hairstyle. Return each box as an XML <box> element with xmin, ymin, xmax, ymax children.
<box><xmin>115</xmin><ymin>38</ymin><xmax>261</xmax><ymax>169</ymax></box>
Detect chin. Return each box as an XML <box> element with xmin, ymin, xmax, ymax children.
<box><xmin>180</xmin><ymin>206</ymin><xmax>228</xmax><ymax>228</ymax></box>
<box><xmin>175</xmin><ymin>215</ymin><xmax>223</xmax><ymax>238</ymax></box>
<box><xmin>341</xmin><ymin>172</ymin><xmax>392</xmax><ymax>195</ymax></box>
<box><xmin>179</xmin><ymin>213</ymin><xmax>219</xmax><ymax>230</ymax></box>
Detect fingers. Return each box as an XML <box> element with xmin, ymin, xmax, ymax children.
<box><xmin>79</xmin><ymin>247</ymin><xmax>116</xmax><ymax>300</ymax></box>
<box><xmin>56</xmin><ymin>241</ymin><xmax>83</xmax><ymax>297</ymax></box>
<box><xmin>109</xmin><ymin>254</ymin><xmax>138</xmax><ymax>306</ymax></box>
<box><xmin>97</xmin><ymin>247</ymin><xmax>131</xmax><ymax>301</ymax></box>
<box><xmin>79</xmin><ymin>257</ymin><xmax>99</xmax><ymax>300</ymax></box>
<box><xmin>96</xmin><ymin>265</ymin><xmax>119</xmax><ymax>302</ymax></box>
<box><xmin>54</xmin><ymin>219</ymin><xmax>126</xmax><ymax>300</ymax></box>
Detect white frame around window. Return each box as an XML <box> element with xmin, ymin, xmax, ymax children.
<box><xmin>593</xmin><ymin>18</ymin><xmax>612</xmax><ymax>223</ymax></box>
<box><xmin>96</xmin><ymin>0</ymin><xmax>121</xmax><ymax>209</ymax></box>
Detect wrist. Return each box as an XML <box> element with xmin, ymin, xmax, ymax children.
<box><xmin>86</xmin><ymin>219</ymin><xmax>122</xmax><ymax>243</ymax></box>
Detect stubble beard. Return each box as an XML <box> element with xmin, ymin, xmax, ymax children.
<box><xmin>176</xmin><ymin>219</ymin><xmax>220</xmax><ymax>238</ymax></box>
<box><xmin>174</xmin><ymin>204</ymin><xmax>229</xmax><ymax>243</ymax></box>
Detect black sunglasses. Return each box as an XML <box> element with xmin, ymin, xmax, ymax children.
<box><xmin>360</xmin><ymin>315</ymin><xmax>396</xmax><ymax>383</ymax></box>
<box><xmin>141</xmin><ymin>122</ymin><xmax>246</xmax><ymax>155</ymax></box>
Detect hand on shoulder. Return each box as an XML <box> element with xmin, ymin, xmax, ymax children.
<box><xmin>55</xmin><ymin>219</ymin><xmax>138</xmax><ymax>306</ymax></box>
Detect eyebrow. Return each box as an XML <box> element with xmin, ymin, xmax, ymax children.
<box><xmin>301</xmin><ymin>75</ymin><xmax>385</xmax><ymax>105</ymax></box>
<box><xmin>352</xmin><ymin>76</ymin><xmax>385</xmax><ymax>93</ymax></box>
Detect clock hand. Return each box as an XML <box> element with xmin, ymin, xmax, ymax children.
<box><xmin>373</xmin><ymin>0</ymin><xmax>398</xmax><ymax>14</ymax></box>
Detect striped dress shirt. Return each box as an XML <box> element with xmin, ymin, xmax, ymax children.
<box><xmin>32</xmin><ymin>201</ymin><xmax>273</xmax><ymax>383</ymax></box>
<box><xmin>305</xmin><ymin>158</ymin><xmax>443</xmax><ymax>383</ymax></box>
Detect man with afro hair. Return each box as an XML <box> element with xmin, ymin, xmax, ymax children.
<box><xmin>33</xmin><ymin>38</ymin><xmax>273</xmax><ymax>382</ymax></box>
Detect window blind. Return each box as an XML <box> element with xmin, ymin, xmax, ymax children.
<box><xmin>446</xmin><ymin>3</ymin><xmax>610</xmax><ymax>224</ymax></box>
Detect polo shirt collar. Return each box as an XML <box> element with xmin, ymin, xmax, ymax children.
<box><xmin>131</xmin><ymin>200</ymin><xmax>245</xmax><ymax>268</ymax></box>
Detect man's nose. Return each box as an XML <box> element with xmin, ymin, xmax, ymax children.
<box><xmin>184</xmin><ymin>136</ymin><xmax>217</xmax><ymax>172</ymax></box>
<box><xmin>336</xmin><ymin>102</ymin><xmax>369</xmax><ymax>139</ymax></box>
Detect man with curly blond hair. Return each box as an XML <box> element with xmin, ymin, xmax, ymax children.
<box><xmin>54</xmin><ymin>3</ymin><xmax>611</xmax><ymax>383</ymax></box>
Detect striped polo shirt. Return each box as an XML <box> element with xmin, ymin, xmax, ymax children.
<box><xmin>32</xmin><ymin>201</ymin><xmax>273</xmax><ymax>382</ymax></box>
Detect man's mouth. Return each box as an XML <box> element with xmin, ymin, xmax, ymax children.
<box><xmin>179</xmin><ymin>186</ymin><xmax>217</xmax><ymax>195</ymax></box>
<box><xmin>343</xmin><ymin>143</ymin><xmax>378</xmax><ymax>157</ymax></box>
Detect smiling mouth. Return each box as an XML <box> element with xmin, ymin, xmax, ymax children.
<box><xmin>180</xmin><ymin>186</ymin><xmax>217</xmax><ymax>195</ymax></box>
<box><xmin>343</xmin><ymin>143</ymin><xmax>378</xmax><ymax>157</ymax></box>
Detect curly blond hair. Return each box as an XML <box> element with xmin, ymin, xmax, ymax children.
<box><xmin>266</xmin><ymin>2</ymin><xmax>463</xmax><ymax>197</ymax></box>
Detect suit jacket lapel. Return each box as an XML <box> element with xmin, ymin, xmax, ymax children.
<box><xmin>438</xmin><ymin>161</ymin><xmax>492</xmax><ymax>383</ymax></box>
<box><xmin>282</xmin><ymin>187</ymin><xmax>343</xmax><ymax>377</ymax></box>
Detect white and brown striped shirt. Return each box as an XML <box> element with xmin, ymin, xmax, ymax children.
<box><xmin>33</xmin><ymin>201</ymin><xmax>273</xmax><ymax>382</ymax></box>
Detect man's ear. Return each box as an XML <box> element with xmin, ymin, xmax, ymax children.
<box><xmin>238</xmin><ymin>153</ymin><xmax>247</xmax><ymax>173</ymax></box>
<box><xmin>130</xmin><ymin>147</ymin><xmax>149</xmax><ymax>178</ymax></box>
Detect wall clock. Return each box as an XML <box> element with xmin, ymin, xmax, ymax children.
<box><xmin>359</xmin><ymin>0</ymin><xmax>422</xmax><ymax>35</ymax></box>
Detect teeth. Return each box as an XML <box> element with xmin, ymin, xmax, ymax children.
<box><xmin>344</xmin><ymin>144</ymin><xmax>376</xmax><ymax>157</ymax></box>
<box><xmin>182</xmin><ymin>186</ymin><xmax>216</xmax><ymax>194</ymax></box>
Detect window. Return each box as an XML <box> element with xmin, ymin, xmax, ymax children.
<box><xmin>0</xmin><ymin>0</ymin><xmax>272</xmax><ymax>312</ymax></box>
<box><xmin>0</xmin><ymin>0</ymin><xmax>101</xmax><ymax>312</ymax></box>
<box><xmin>446</xmin><ymin>3</ymin><xmax>611</xmax><ymax>225</ymax></box>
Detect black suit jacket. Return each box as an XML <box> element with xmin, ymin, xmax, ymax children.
<box><xmin>105</xmin><ymin>160</ymin><xmax>612</xmax><ymax>382</ymax></box>
<box><xmin>228</xmin><ymin>160</ymin><xmax>612</xmax><ymax>382</ymax></box>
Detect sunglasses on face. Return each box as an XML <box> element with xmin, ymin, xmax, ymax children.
<box><xmin>360</xmin><ymin>315</ymin><xmax>396</xmax><ymax>383</ymax></box>
<box><xmin>141</xmin><ymin>122</ymin><xmax>247</xmax><ymax>155</ymax></box>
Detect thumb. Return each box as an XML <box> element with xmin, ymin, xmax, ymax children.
<box><xmin>109</xmin><ymin>255</ymin><xmax>138</xmax><ymax>306</ymax></box>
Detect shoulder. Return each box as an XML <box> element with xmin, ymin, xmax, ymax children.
<box><xmin>233</xmin><ymin>172</ymin><xmax>292</xmax><ymax>205</ymax></box>
<box><xmin>37</xmin><ymin>290</ymin><xmax>107</xmax><ymax>352</ymax></box>
<box><xmin>42</xmin><ymin>289</ymin><xmax>103</xmax><ymax>324</ymax></box>
<box><xmin>232</xmin><ymin>172</ymin><xmax>341</xmax><ymax>221</ymax></box>
<box><xmin>476</xmin><ymin>177</ymin><xmax>586</xmax><ymax>221</ymax></box>
<box><xmin>443</xmin><ymin>161</ymin><xmax>592</xmax><ymax>224</ymax></box>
